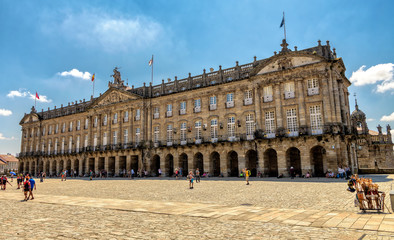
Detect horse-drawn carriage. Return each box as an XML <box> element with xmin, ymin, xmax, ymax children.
<box><xmin>352</xmin><ymin>177</ymin><xmax>386</xmax><ymax>212</ymax></box>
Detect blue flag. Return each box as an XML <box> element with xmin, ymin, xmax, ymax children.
<box><xmin>280</xmin><ymin>16</ymin><xmax>285</xmax><ymax>28</ymax></box>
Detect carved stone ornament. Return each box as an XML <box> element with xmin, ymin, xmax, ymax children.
<box><xmin>278</xmin><ymin>57</ymin><xmax>293</xmax><ymax>70</ymax></box>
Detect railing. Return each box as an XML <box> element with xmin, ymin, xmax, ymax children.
<box><xmin>263</xmin><ymin>95</ymin><xmax>273</xmax><ymax>102</ymax></box>
<box><xmin>244</xmin><ymin>98</ymin><xmax>253</xmax><ymax>105</ymax></box>
<box><xmin>284</xmin><ymin>91</ymin><xmax>295</xmax><ymax>99</ymax></box>
<box><xmin>308</xmin><ymin>87</ymin><xmax>319</xmax><ymax>96</ymax></box>
<box><xmin>226</xmin><ymin>101</ymin><xmax>234</xmax><ymax>108</ymax></box>
<box><xmin>209</xmin><ymin>104</ymin><xmax>217</xmax><ymax>110</ymax></box>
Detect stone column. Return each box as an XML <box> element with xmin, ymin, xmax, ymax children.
<box><xmin>277</xmin><ymin>149</ymin><xmax>287</xmax><ymax>176</ymax></box>
<box><xmin>238</xmin><ymin>154</ymin><xmax>246</xmax><ymax>173</ymax></box>
<box><xmin>254</xmin><ymin>84</ymin><xmax>263</xmax><ymax>130</ymax></box>
<box><xmin>274</xmin><ymin>83</ymin><xmax>283</xmax><ymax>128</ymax></box>
<box><xmin>79</xmin><ymin>159</ymin><xmax>83</xmax><ymax>176</ymax></box>
<box><xmin>115</xmin><ymin>156</ymin><xmax>120</xmax><ymax>176</ymax></box>
<box><xmin>321</xmin><ymin>77</ymin><xmax>333</xmax><ymax>123</ymax></box>
<box><xmin>220</xmin><ymin>150</ymin><xmax>228</xmax><ymax>177</ymax></box>
<box><xmin>104</xmin><ymin>156</ymin><xmax>109</xmax><ymax>172</ymax></box>
<box><xmin>49</xmin><ymin>160</ymin><xmax>53</xmax><ymax>176</ymax></box>
<box><xmin>256</xmin><ymin>145</ymin><xmax>264</xmax><ymax>174</ymax></box>
<box><xmin>327</xmin><ymin>71</ymin><xmax>337</xmax><ymax>123</ymax></box>
<box><xmin>297</xmin><ymin>80</ymin><xmax>307</xmax><ymax>126</ymax></box>
<box><xmin>126</xmin><ymin>155</ymin><xmax>131</xmax><ymax>172</ymax></box>
<box><xmin>94</xmin><ymin>157</ymin><xmax>99</xmax><ymax>173</ymax></box>
<box><xmin>300</xmin><ymin>146</ymin><xmax>311</xmax><ymax>175</ymax></box>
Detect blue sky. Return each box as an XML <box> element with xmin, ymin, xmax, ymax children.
<box><xmin>0</xmin><ymin>0</ymin><xmax>393</xmax><ymax>155</ymax></box>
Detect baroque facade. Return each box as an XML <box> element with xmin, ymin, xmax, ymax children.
<box><xmin>18</xmin><ymin>40</ymin><xmax>393</xmax><ymax>177</ymax></box>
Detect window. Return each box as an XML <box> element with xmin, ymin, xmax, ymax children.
<box><xmin>103</xmin><ymin>132</ymin><xmax>107</xmax><ymax>146</ymax></box>
<box><xmin>77</xmin><ymin>120</ymin><xmax>81</xmax><ymax>130</ymax></box>
<box><xmin>113</xmin><ymin>113</ymin><xmax>118</xmax><ymax>124</ymax></box>
<box><xmin>226</xmin><ymin>93</ymin><xmax>234</xmax><ymax>108</ymax></box>
<box><xmin>61</xmin><ymin>137</ymin><xmax>65</xmax><ymax>154</ymax></box>
<box><xmin>263</xmin><ymin>86</ymin><xmax>273</xmax><ymax>102</ymax></box>
<box><xmin>244</xmin><ymin>90</ymin><xmax>253</xmax><ymax>105</ymax></box>
<box><xmin>227</xmin><ymin>116</ymin><xmax>235</xmax><ymax>140</ymax></box>
<box><xmin>49</xmin><ymin>125</ymin><xmax>52</xmax><ymax>135</ymax></box>
<box><xmin>286</xmin><ymin>108</ymin><xmax>298</xmax><ymax>136</ymax></box>
<box><xmin>265</xmin><ymin>111</ymin><xmax>275</xmax><ymax>138</ymax></box>
<box><xmin>307</xmin><ymin>79</ymin><xmax>319</xmax><ymax>95</ymax></box>
<box><xmin>85</xmin><ymin>118</ymin><xmax>89</xmax><ymax>129</ymax></box>
<box><xmin>113</xmin><ymin>131</ymin><xmax>117</xmax><ymax>145</ymax></box>
<box><xmin>124</xmin><ymin>111</ymin><xmax>129</xmax><ymax>122</ymax></box>
<box><xmin>135</xmin><ymin>109</ymin><xmax>141</xmax><ymax>121</ymax></box>
<box><xmin>94</xmin><ymin>117</ymin><xmax>98</xmax><ymax>127</ymax></box>
<box><xmin>195</xmin><ymin>121</ymin><xmax>202</xmax><ymax>143</ymax></box>
<box><xmin>48</xmin><ymin>139</ymin><xmax>51</xmax><ymax>154</ymax></box>
<box><xmin>41</xmin><ymin>141</ymin><xmax>44</xmax><ymax>152</ymax></box>
<box><xmin>154</xmin><ymin>126</ymin><xmax>159</xmax><ymax>143</ymax></box>
<box><xmin>124</xmin><ymin>129</ymin><xmax>128</xmax><ymax>145</ymax></box>
<box><xmin>103</xmin><ymin>115</ymin><xmax>108</xmax><ymax>126</ymax></box>
<box><xmin>135</xmin><ymin>128</ymin><xmax>141</xmax><ymax>145</ymax></box>
<box><xmin>62</xmin><ymin>123</ymin><xmax>65</xmax><ymax>132</ymax></box>
<box><xmin>166</xmin><ymin>104</ymin><xmax>173</xmax><ymax>117</ymax></box>
<box><xmin>310</xmin><ymin>105</ymin><xmax>323</xmax><ymax>135</ymax></box>
<box><xmin>180</xmin><ymin>122</ymin><xmax>187</xmax><ymax>144</ymax></box>
<box><xmin>76</xmin><ymin>136</ymin><xmax>80</xmax><ymax>153</ymax></box>
<box><xmin>194</xmin><ymin>99</ymin><xmax>201</xmax><ymax>112</ymax></box>
<box><xmin>42</xmin><ymin>126</ymin><xmax>46</xmax><ymax>136</ymax></box>
<box><xmin>35</xmin><ymin>143</ymin><xmax>39</xmax><ymax>152</ymax></box>
<box><xmin>154</xmin><ymin>107</ymin><xmax>160</xmax><ymax>119</ymax></box>
<box><xmin>210</xmin><ymin>119</ymin><xmax>218</xmax><ymax>141</ymax></box>
<box><xmin>284</xmin><ymin>82</ymin><xmax>295</xmax><ymax>99</ymax></box>
<box><xmin>246</xmin><ymin>114</ymin><xmax>255</xmax><ymax>139</ymax></box>
<box><xmin>210</xmin><ymin>96</ymin><xmax>217</xmax><ymax>110</ymax></box>
<box><xmin>93</xmin><ymin>133</ymin><xmax>97</xmax><ymax>149</ymax></box>
<box><xmin>68</xmin><ymin>136</ymin><xmax>72</xmax><ymax>153</ymax></box>
<box><xmin>167</xmin><ymin>124</ymin><xmax>173</xmax><ymax>145</ymax></box>
<box><xmin>84</xmin><ymin>135</ymin><xmax>88</xmax><ymax>148</ymax></box>
<box><xmin>69</xmin><ymin>121</ymin><xmax>73</xmax><ymax>131</ymax></box>
<box><xmin>180</xmin><ymin>101</ymin><xmax>186</xmax><ymax>115</ymax></box>
<box><xmin>54</xmin><ymin>139</ymin><xmax>58</xmax><ymax>154</ymax></box>
<box><xmin>55</xmin><ymin>124</ymin><xmax>59</xmax><ymax>134</ymax></box>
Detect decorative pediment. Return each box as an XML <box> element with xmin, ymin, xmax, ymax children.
<box><xmin>251</xmin><ymin>52</ymin><xmax>326</xmax><ymax>76</ymax></box>
<box><xmin>19</xmin><ymin>113</ymin><xmax>40</xmax><ymax>125</ymax></box>
<box><xmin>89</xmin><ymin>88</ymin><xmax>141</xmax><ymax>108</ymax></box>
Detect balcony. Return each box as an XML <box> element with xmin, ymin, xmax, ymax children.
<box><xmin>153</xmin><ymin>113</ymin><xmax>160</xmax><ymax>119</ymax></box>
<box><xmin>166</xmin><ymin>111</ymin><xmax>172</xmax><ymax>117</ymax></box>
<box><xmin>284</xmin><ymin>91</ymin><xmax>295</xmax><ymax>99</ymax></box>
<box><xmin>135</xmin><ymin>116</ymin><xmax>140</xmax><ymax>121</ymax></box>
<box><xmin>167</xmin><ymin>141</ymin><xmax>173</xmax><ymax>146</ymax></box>
<box><xmin>228</xmin><ymin>136</ymin><xmax>237</xmax><ymax>142</ymax></box>
<box><xmin>194</xmin><ymin>106</ymin><xmax>201</xmax><ymax>113</ymax></box>
<box><xmin>179</xmin><ymin>109</ymin><xmax>186</xmax><ymax>115</ymax></box>
<box><xmin>113</xmin><ymin>119</ymin><xmax>118</xmax><ymax>124</ymax></box>
<box><xmin>123</xmin><ymin>118</ymin><xmax>129</xmax><ymax>123</ymax></box>
<box><xmin>226</xmin><ymin>101</ymin><xmax>234</xmax><ymax>108</ymax></box>
<box><xmin>266</xmin><ymin>133</ymin><xmax>275</xmax><ymax>138</ymax></box>
<box><xmin>246</xmin><ymin>135</ymin><xmax>254</xmax><ymax>140</ymax></box>
<box><xmin>209</xmin><ymin>104</ymin><xmax>217</xmax><ymax>110</ymax></box>
<box><xmin>195</xmin><ymin>139</ymin><xmax>202</xmax><ymax>144</ymax></box>
<box><xmin>287</xmin><ymin>131</ymin><xmax>299</xmax><ymax>137</ymax></box>
<box><xmin>308</xmin><ymin>87</ymin><xmax>319</xmax><ymax>96</ymax></box>
<box><xmin>244</xmin><ymin>98</ymin><xmax>253</xmax><ymax>105</ymax></box>
<box><xmin>76</xmin><ymin>126</ymin><xmax>80</xmax><ymax>131</ymax></box>
<box><xmin>263</xmin><ymin>95</ymin><xmax>273</xmax><ymax>102</ymax></box>
<box><xmin>180</xmin><ymin>140</ymin><xmax>187</xmax><ymax>145</ymax></box>
<box><xmin>211</xmin><ymin>138</ymin><xmax>218</xmax><ymax>143</ymax></box>
<box><xmin>311</xmin><ymin>128</ymin><xmax>323</xmax><ymax>135</ymax></box>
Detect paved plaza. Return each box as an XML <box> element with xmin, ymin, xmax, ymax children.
<box><xmin>0</xmin><ymin>175</ymin><xmax>393</xmax><ymax>239</ymax></box>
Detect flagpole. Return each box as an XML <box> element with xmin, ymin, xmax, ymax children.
<box><xmin>93</xmin><ymin>79</ymin><xmax>95</xmax><ymax>98</ymax></box>
<box><xmin>150</xmin><ymin>54</ymin><xmax>153</xmax><ymax>147</ymax></box>
<box><xmin>34</xmin><ymin>90</ymin><xmax>37</xmax><ymax>109</ymax></box>
<box><xmin>151</xmin><ymin>54</ymin><xmax>154</xmax><ymax>84</ymax></box>
<box><xmin>283</xmin><ymin>11</ymin><xmax>286</xmax><ymax>41</ymax></box>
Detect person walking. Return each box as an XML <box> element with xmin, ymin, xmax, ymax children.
<box><xmin>187</xmin><ymin>171</ymin><xmax>194</xmax><ymax>189</ymax></box>
<box><xmin>195</xmin><ymin>168</ymin><xmax>200</xmax><ymax>183</ymax></box>
<box><xmin>28</xmin><ymin>176</ymin><xmax>36</xmax><ymax>200</ymax></box>
<box><xmin>243</xmin><ymin>168</ymin><xmax>251</xmax><ymax>185</ymax></box>
<box><xmin>23</xmin><ymin>176</ymin><xmax>31</xmax><ymax>201</ymax></box>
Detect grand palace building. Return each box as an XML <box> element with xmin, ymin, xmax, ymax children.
<box><xmin>17</xmin><ymin>40</ymin><xmax>394</xmax><ymax>177</ymax></box>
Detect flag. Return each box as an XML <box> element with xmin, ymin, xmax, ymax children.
<box><xmin>148</xmin><ymin>57</ymin><xmax>153</xmax><ymax>66</ymax></box>
<box><xmin>91</xmin><ymin>73</ymin><xmax>95</xmax><ymax>82</ymax></box>
<box><xmin>35</xmin><ymin>92</ymin><xmax>40</xmax><ymax>99</ymax></box>
<box><xmin>280</xmin><ymin>15</ymin><xmax>285</xmax><ymax>28</ymax></box>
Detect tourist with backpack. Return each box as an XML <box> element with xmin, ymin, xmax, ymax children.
<box><xmin>23</xmin><ymin>176</ymin><xmax>31</xmax><ymax>201</ymax></box>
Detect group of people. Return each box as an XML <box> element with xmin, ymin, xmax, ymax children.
<box><xmin>326</xmin><ymin>166</ymin><xmax>352</xmax><ymax>179</ymax></box>
<box><xmin>1</xmin><ymin>175</ymin><xmax>12</xmax><ymax>190</ymax></box>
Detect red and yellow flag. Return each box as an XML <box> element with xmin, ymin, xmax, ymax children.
<box><xmin>91</xmin><ymin>73</ymin><xmax>95</xmax><ymax>82</ymax></box>
<box><xmin>35</xmin><ymin>92</ymin><xmax>40</xmax><ymax>99</ymax></box>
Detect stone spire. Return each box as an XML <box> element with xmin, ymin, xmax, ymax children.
<box><xmin>280</xmin><ymin>39</ymin><xmax>291</xmax><ymax>53</ymax></box>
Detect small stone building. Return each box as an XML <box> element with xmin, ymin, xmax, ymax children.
<box><xmin>17</xmin><ymin>39</ymin><xmax>393</xmax><ymax>177</ymax></box>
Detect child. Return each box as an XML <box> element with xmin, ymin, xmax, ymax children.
<box><xmin>188</xmin><ymin>171</ymin><xmax>194</xmax><ymax>189</ymax></box>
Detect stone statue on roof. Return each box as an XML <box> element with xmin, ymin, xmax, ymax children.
<box><xmin>111</xmin><ymin>67</ymin><xmax>121</xmax><ymax>84</ymax></box>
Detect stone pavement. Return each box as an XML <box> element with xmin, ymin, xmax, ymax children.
<box><xmin>1</xmin><ymin>192</ymin><xmax>393</xmax><ymax>234</ymax></box>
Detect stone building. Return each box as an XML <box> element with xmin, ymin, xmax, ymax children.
<box><xmin>17</xmin><ymin>40</ymin><xmax>393</xmax><ymax>177</ymax></box>
<box><xmin>0</xmin><ymin>154</ymin><xmax>19</xmax><ymax>174</ymax></box>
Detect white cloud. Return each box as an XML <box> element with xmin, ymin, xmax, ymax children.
<box><xmin>380</xmin><ymin>112</ymin><xmax>394</xmax><ymax>121</ymax></box>
<box><xmin>0</xmin><ymin>109</ymin><xmax>12</xmax><ymax>116</ymax></box>
<box><xmin>43</xmin><ymin>11</ymin><xmax>165</xmax><ymax>52</ymax></box>
<box><xmin>59</xmin><ymin>69</ymin><xmax>92</xmax><ymax>80</ymax></box>
<box><xmin>349</xmin><ymin>63</ymin><xmax>394</xmax><ymax>93</ymax></box>
<box><xmin>6</xmin><ymin>89</ymin><xmax>52</xmax><ymax>103</ymax></box>
<box><xmin>366</xmin><ymin>118</ymin><xmax>375</xmax><ymax>122</ymax></box>
<box><xmin>0</xmin><ymin>133</ymin><xmax>15</xmax><ymax>141</ymax></box>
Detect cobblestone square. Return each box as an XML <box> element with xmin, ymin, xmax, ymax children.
<box><xmin>0</xmin><ymin>175</ymin><xmax>393</xmax><ymax>239</ymax></box>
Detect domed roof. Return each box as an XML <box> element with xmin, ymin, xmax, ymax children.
<box><xmin>351</xmin><ymin>104</ymin><xmax>366</xmax><ymax>120</ymax></box>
